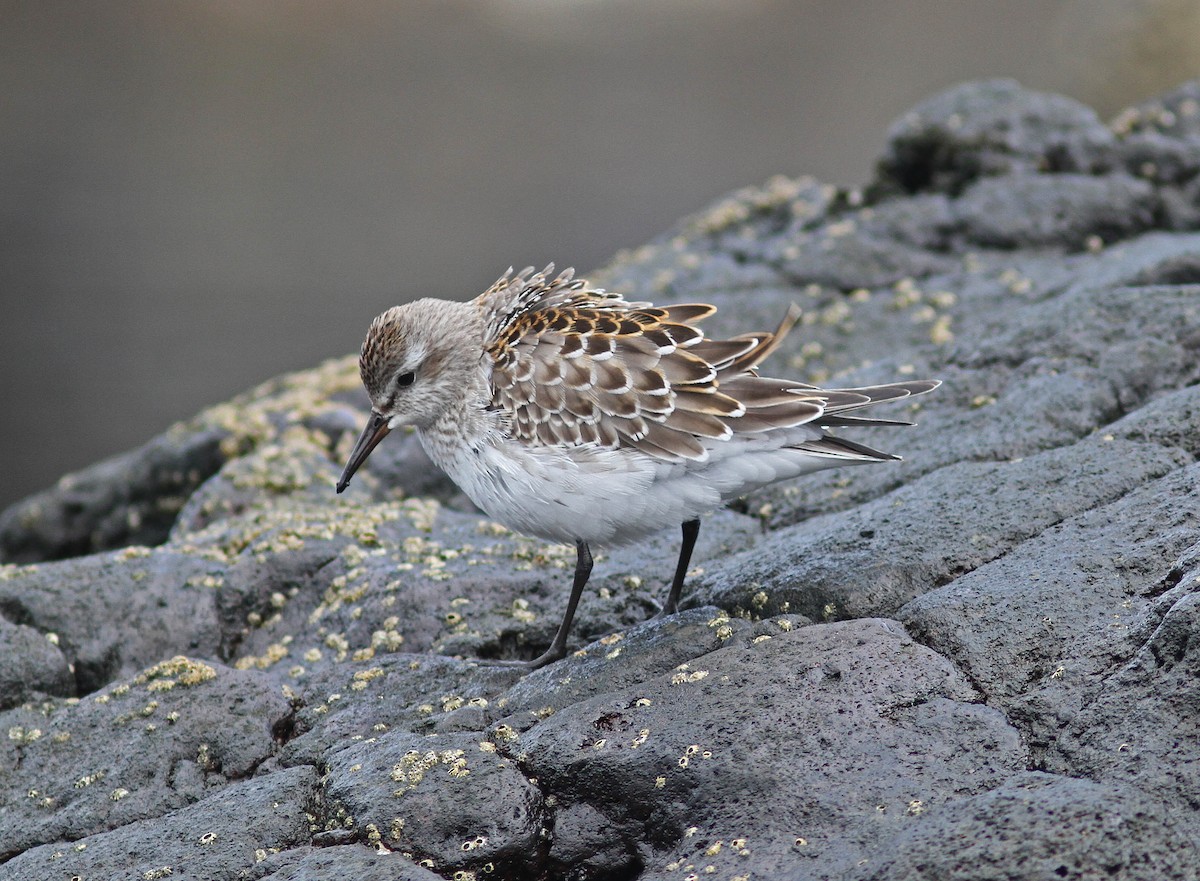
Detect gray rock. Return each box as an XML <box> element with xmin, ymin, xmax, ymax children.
<box><xmin>0</xmin><ymin>549</ymin><xmax>225</xmax><ymax>701</ymax></box>
<box><xmin>899</xmin><ymin>462</ymin><xmax>1200</xmax><ymax>706</ymax></box>
<box><xmin>874</xmin><ymin>78</ymin><xmax>1118</xmax><ymax>195</ymax></box>
<box><xmin>249</xmin><ymin>845</ymin><xmax>446</xmax><ymax>881</ymax></box>
<box><xmin>1045</xmin><ymin>588</ymin><xmax>1200</xmax><ymax>812</ymax></box>
<box><xmin>955</xmin><ymin>172</ymin><xmax>1158</xmax><ymax>249</ymax></box>
<box><xmin>0</xmin><ymin>428</ymin><xmax>229</xmax><ymax>564</ymax></box>
<box><xmin>865</xmin><ymin>773</ymin><xmax>1200</xmax><ymax>881</ymax></box>
<box><xmin>323</xmin><ymin>730</ymin><xmax>545</xmax><ymax>876</ymax></box>
<box><xmin>513</xmin><ymin>619</ymin><xmax>1023</xmax><ymax>880</ymax></box>
<box><xmin>0</xmin><ymin>617</ymin><xmax>72</xmax><ymax>706</ymax></box>
<box><xmin>0</xmin><ymin>766</ymin><xmax>315</xmax><ymax>881</ymax></box>
<box><xmin>701</xmin><ymin>436</ymin><xmax>1188</xmax><ymax>622</ymax></box>
<box><xmin>4</xmin><ymin>79</ymin><xmax>1200</xmax><ymax>879</ymax></box>
<box><xmin>0</xmin><ymin>658</ymin><xmax>293</xmax><ymax>860</ymax></box>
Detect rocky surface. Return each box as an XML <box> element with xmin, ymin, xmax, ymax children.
<box><xmin>3</xmin><ymin>78</ymin><xmax>1200</xmax><ymax>880</ymax></box>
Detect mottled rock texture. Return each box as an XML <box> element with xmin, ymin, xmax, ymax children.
<box><xmin>3</xmin><ymin>79</ymin><xmax>1200</xmax><ymax>880</ymax></box>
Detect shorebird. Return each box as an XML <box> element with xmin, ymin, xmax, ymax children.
<box><xmin>337</xmin><ymin>265</ymin><xmax>938</xmax><ymax>669</ymax></box>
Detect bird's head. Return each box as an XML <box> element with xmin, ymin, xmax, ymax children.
<box><xmin>336</xmin><ymin>298</ymin><xmax>481</xmax><ymax>493</ymax></box>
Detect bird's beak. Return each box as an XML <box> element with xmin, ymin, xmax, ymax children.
<box><xmin>336</xmin><ymin>411</ymin><xmax>391</xmax><ymax>493</ymax></box>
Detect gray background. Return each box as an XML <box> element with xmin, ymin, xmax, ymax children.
<box><xmin>3</xmin><ymin>0</ymin><xmax>1198</xmax><ymax>510</ymax></box>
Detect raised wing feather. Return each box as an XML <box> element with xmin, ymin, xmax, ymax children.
<box><xmin>480</xmin><ymin>266</ymin><xmax>938</xmax><ymax>463</ymax></box>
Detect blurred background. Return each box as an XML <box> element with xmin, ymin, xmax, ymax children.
<box><xmin>3</xmin><ymin>0</ymin><xmax>1199</xmax><ymax>510</ymax></box>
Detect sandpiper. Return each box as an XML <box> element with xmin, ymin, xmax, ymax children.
<box><xmin>337</xmin><ymin>265</ymin><xmax>938</xmax><ymax>669</ymax></box>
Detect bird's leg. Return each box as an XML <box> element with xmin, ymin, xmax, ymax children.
<box><xmin>490</xmin><ymin>539</ymin><xmax>593</xmax><ymax>671</ymax></box>
<box><xmin>655</xmin><ymin>518</ymin><xmax>700</xmax><ymax>618</ymax></box>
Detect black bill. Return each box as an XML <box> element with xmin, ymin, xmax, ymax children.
<box><xmin>336</xmin><ymin>411</ymin><xmax>391</xmax><ymax>493</ymax></box>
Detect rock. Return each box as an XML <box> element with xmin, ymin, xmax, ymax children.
<box><xmin>0</xmin><ymin>428</ymin><xmax>229</xmax><ymax>564</ymax></box>
<box><xmin>1044</xmin><ymin>588</ymin><xmax>1200</xmax><ymax>811</ymax></box>
<box><xmin>322</xmin><ymin>730</ymin><xmax>545</xmax><ymax>875</ymax></box>
<box><xmin>864</xmin><ymin>773</ymin><xmax>1200</xmax><ymax>881</ymax></box>
<box><xmin>249</xmin><ymin>844</ymin><xmax>446</xmax><ymax>881</ymax></box>
<box><xmin>0</xmin><ymin>549</ymin><xmax>225</xmax><ymax>703</ymax></box>
<box><xmin>4</xmin><ymin>79</ymin><xmax>1200</xmax><ymax>878</ymax></box>
<box><xmin>0</xmin><ymin>657</ymin><xmax>293</xmax><ymax>862</ymax></box>
<box><xmin>510</xmin><ymin>618</ymin><xmax>1022</xmax><ymax>879</ymax></box>
<box><xmin>1</xmin><ymin>765</ymin><xmax>315</xmax><ymax>881</ymax></box>
<box><xmin>0</xmin><ymin>617</ymin><xmax>73</xmax><ymax>707</ymax></box>
<box><xmin>700</xmin><ymin>436</ymin><xmax>1189</xmax><ymax>621</ymax></box>
<box><xmin>874</xmin><ymin>78</ymin><xmax>1118</xmax><ymax>195</ymax></box>
<box><xmin>954</xmin><ymin>172</ymin><xmax>1158</xmax><ymax>249</ymax></box>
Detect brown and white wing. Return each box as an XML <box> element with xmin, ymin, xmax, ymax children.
<box><xmin>476</xmin><ymin>264</ymin><xmax>641</xmax><ymax>344</ymax></box>
<box><xmin>487</xmin><ymin>301</ymin><xmax>834</xmax><ymax>463</ymax></box>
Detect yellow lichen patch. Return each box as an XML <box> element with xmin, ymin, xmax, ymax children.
<box><xmin>476</xmin><ymin>520</ymin><xmax>511</xmax><ymax>537</ymax></box>
<box><xmin>391</xmin><ymin>748</ymin><xmax>472</xmax><ymax>796</ymax></box>
<box><xmin>707</xmin><ymin>612</ymin><xmax>734</xmax><ymax>641</ymax></box>
<box><xmin>929</xmin><ymin>315</ymin><xmax>954</xmax><ymax>345</ymax></box>
<box><xmin>135</xmin><ymin>656</ymin><xmax>217</xmax><ymax>689</ymax></box>
<box><xmin>195</xmin><ymin>353</ymin><xmax>359</xmax><ymax>460</ymax></box>
<box><xmin>890</xmin><ymin>278</ymin><xmax>922</xmax><ymax>310</ymax></box>
<box><xmin>187</xmin><ymin>500</ymin><xmax>403</xmax><ymax>568</ymax></box>
<box><xmin>403</xmin><ymin>498</ymin><xmax>441</xmax><ymax>532</ymax></box>
<box><xmin>998</xmin><ymin>268</ymin><xmax>1031</xmax><ymax>295</ymax></box>
<box><xmin>350</xmin><ymin>668</ymin><xmax>385</xmax><ymax>691</ymax></box>
<box><xmin>8</xmin><ymin>726</ymin><xmax>42</xmax><ymax>744</ymax></box>
<box><xmin>235</xmin><ymin>642</ymin><xmax>289</xmax><ymax>670</ymax></box>
<box><xmin>508</xmin><ymin>537</ymin><xmax>578</xmax><ymax>571</ymax></box>
<box><xmin>670</xmin><ymin>665</ymin><xmax>709</xmax><ymax>686</ymax></box>
<box><xmin>225</xmin><ymin>430</ymin><xmax>332</xmax><ymax>495</ymax></box>
<box><xmin>509</xmin><ymin>597</ymin><xmax>537</xmax><ymax>624</ymax></box>
<box><xmin>185</xmin><ymin>573</ymin><xmax>225</xmax><ymax>590</ymax></box>
<box><xmin>74</xmin><ymin>770</ymin><xmax>106</xmax><ymax>789</ymax></box>
<box><xmin>688</xmin><ymin>174</ymin><xmax>819</xmax><ymax>236</ymax></box>
<box><xmin>371</xmin><ymin>625</ymin><xmax>405</xmax><ymax>653</ymax></box>
<box><xmin>324</xmin><ymin>633</ymin><xmax>350</xmax><ymax>661</ymax></box>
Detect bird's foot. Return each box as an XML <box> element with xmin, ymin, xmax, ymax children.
<box><xmin>478</xmin><ymin>643</ymin><xmax>567</xmax><ymax>671</ymax></box>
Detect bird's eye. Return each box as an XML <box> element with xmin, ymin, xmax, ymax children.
<box><xmin>396</xmin><ymin>371</ymin><xmax>416</xmax><ymax>388</ymax></box>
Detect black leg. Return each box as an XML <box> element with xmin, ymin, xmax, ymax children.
<box><xmin>490</xmin><ymin>539</ymin><xmax>593</xmax><ymax>671</ymax></box>
<box><xmin>656</xmin><ymin>518</ymin><xmax>700</xmax><ymax>618</ymax></box>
